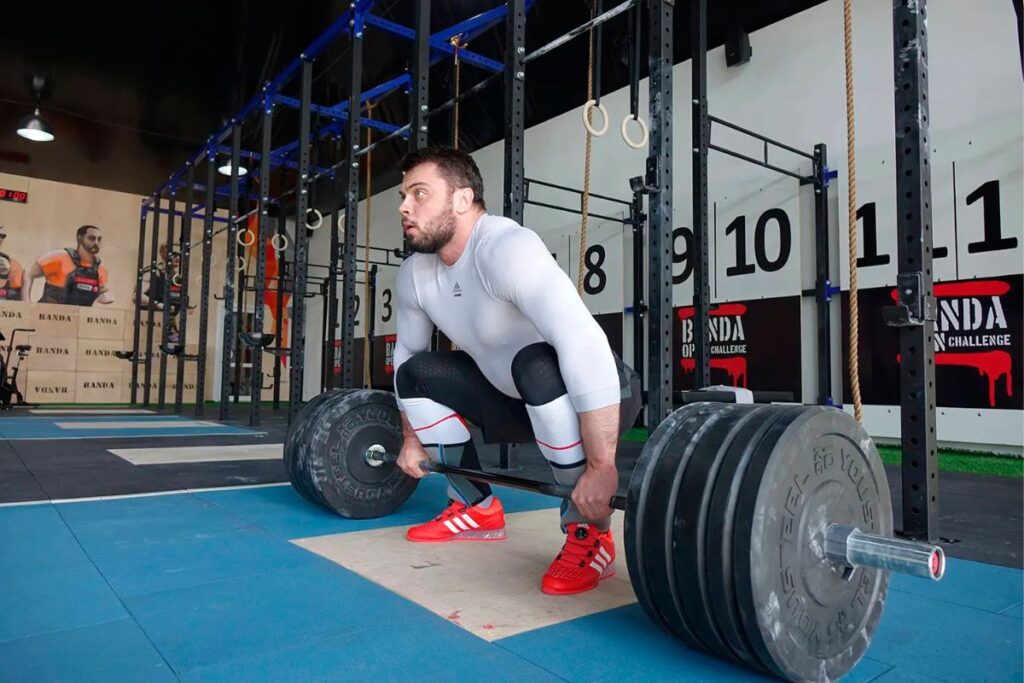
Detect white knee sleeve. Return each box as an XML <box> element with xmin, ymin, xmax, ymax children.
<box><xmin>399</xmin><ymin>397</ymin><xmax>472</xmax><ymax>445</ymax></box>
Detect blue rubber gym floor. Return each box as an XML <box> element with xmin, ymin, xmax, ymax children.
<box><xmin>0</xmin><ymin>415</ymin><xmax>255</xmax><ymax>440</ymax></box>
<box><xmin>1</xmin><ymin>476</ymin><xmax>1021</xmax><ymax>682</ymax></box>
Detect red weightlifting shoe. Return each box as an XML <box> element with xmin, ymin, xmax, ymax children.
<box><xmin>405</xmin><ymin>497</ymin><xmax>507</xmax><ymax>542</ymax></box>
<box><xmin>541</xmin><ymin>523</ymin><xmax>616</xmax><ymax>595</ymax></box>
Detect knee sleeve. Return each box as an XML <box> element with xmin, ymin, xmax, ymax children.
<box><xmin>510</xmin><ymin>343</ymin><xmax>566</xmax><ymax>405</ymax></box>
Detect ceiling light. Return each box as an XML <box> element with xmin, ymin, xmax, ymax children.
<box><xmin>217</xmin><ymin>163</ymin><xmax>248</xmax><ymax>177</ymax></box>
<box><xmin>16</xmin><ymin>108</ymin><xmax>54</xmax><ymax>142</ymax></box>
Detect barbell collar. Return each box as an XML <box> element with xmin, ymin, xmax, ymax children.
<box><xmin>825</xmin><ymin>524</ymin><xmax>945</xmax><ymax>581</ymax></box>
<box><xmin>366</xmin><ymin>449</ymin><xmax>627</xmax><ymax>511</ymax></box>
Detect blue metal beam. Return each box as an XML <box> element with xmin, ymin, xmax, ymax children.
<box><xmin>364</xmin><ymin>14</ymin><xmax>505</xmax><ymax>73</ymax></box>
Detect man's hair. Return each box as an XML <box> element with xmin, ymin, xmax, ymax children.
<box><xmin>400</xmin><ymin>146</ymin><xmax>486</xmax><ymax>210</ymax></box>
<box><xmin>77</xmin><ymin>225</ymin><xmax>100</xmax><ymax>239</ymax></box>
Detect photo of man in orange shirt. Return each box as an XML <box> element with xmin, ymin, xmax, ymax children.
<box><xmin>21</xmin><ymin>224</ymin><xmax>114</xmax><ymax>306</ymax></box>
<box><xmin>0</xmin><ymin>228</ymin><xmax>24</xmax><ymax>300</ymax></box>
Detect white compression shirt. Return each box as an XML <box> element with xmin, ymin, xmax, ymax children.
<box><xmin>393</xmin><ymin>213</ymin><xmax>621</xmax><ymax>413</ymax></box>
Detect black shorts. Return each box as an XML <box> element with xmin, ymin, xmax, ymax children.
<box><xmin>396</xmin><ymin>349</ymin><xmax>642</xmax><ymax>444</ymax></box>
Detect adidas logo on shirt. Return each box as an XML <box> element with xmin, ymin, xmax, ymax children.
<box><xmin>453</xmin><ymin>282</ymin><xmax>462</xmax><ymax>297</ymax></box>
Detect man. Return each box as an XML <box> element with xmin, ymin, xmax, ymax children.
<box><xmin>0</xmin><ymin>228</ymin><xmax>24</xmax><ymax>300</ymax></box>
<box><xmin>22</xmin><ymin>225</ymin><xmax>113</xmax><ymax>306</ymax></box>
<box><xmin>136</xmin><ymin>244</ymin><xmax>184</xmax><ymax>342</ymax></box>
<box><xmin>393</xmin><ymin>146</ymin><xmax>640</xmax><ymax>596</ymax></box>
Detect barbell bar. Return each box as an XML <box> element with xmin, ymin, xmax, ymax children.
<box><xmin>364</xmin><ymin>448</ymin><xmax>943</xmax><ymax>581</ymax></box>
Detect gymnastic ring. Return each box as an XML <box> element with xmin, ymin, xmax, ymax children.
<box><xmin>621</xmin><ymin>114</ymin><xmax>649</xmax><ymax>150</ymax></box>
<box><xmin>271</xmin><ymin>233</ymin><xmax>289</xmax><ymax>252</ymax></box>
<box><xmin>236</xmin><ymin>230</ymin><xmax>256</xmax><ymax>247</ymax></box>
<box><xmin>171</xmin><ymin>274</ymin><xmax>182</xmax><ymax>286</ymax></box>
<box><xmin>236</xmin><ymin>256</ymin><xmax>247</xmax><ymax>272</ymax></box>
<box><xmin>582</xmin><ymin>99</ymin><xmax>609</xmax><ymax>137</ymax></box>
<box><xmin>305</xmin><ymin>208</ymin><xmax>324</xmax><ymax>230</ymax></box>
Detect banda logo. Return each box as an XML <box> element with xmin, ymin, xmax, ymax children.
<box><xmin>38</xmin><ymin>386</ymin><xmax>70</xmax><ymax>394</ymax></box>
<box><xmin>87</xmin><ymin>316</ymin><xmax>118</xmax><ymax>324</ymax></box>
<box><xmin>84</xmin><ymin>349</ymin><xmax>115</xmax><ymax>356</ymax></box>
<box><xmin>0</xmin><ymin>311</ymin><xmax>20</xmax><ymax>318</ymax></box>
<box><xmin>384</xmin><ymin>334</ymin><xmax>397</xmax><ymax>374</ymax></box>
<box><xmin>38</xmin><ymin>347</ymin><xmax>70</xmax><ymax>355</ymax></box>
<box><xmin>39</xmin><ymin>313</ymin><xmax>73</xmax><ymax>322</ymax></box>
<box><xmin>890</xmin><ymin>280</ymin><xmax>1014</xmax><ymax>407</ymax></box>
<box><xmin>82</xmin><ymin>381</ymin><xmax>115</xmax><ymax>389</ymax></box>
<box><xmin>678</xmin><ymin>303</ymin><xmax>749</xmax><ymax>386</ymax></box>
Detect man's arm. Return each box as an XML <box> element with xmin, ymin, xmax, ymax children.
<box><xmin>480</xmin><ymin>226</ymin><xmax>622</xmax><ymax>518</ymax></box>
<box><xmin>97</xmin><ymin>268</ymin><xmax>114</xmax><ymax>304</ymax></box>
<box><xmin>20</xmin><ymin>261</ymin><xmax>42</xmax><ymax>302</ymax></box>
<box><xmin>391</xmin><ymin>259</ymin><xmax>439</xmax><ymax>479</ymax></box>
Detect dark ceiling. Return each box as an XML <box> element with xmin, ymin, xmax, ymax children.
<box><xmin>0</xmin><ymin>1</ymin><xmax>829</xmax><ymax>206</ymax></box>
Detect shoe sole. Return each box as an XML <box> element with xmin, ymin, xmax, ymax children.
<box><xmin>541</xmin><ymin>567</ymin><xmax>616</xmax><ymax>595</ymax></box>
<box><xmin>405</xmin><ymin>528</ymin><xmax>507</xmax><ymax>543</ymax></box>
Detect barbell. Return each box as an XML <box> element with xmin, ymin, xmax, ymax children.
<box><xmin>285</xmin><ymin>389</ymin><xmax>945</xmax><ymax>683</ymax></box>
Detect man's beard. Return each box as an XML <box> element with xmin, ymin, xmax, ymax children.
<box><xmin>407</xmin><ymin>203</ymin><xmax>456</xmax><ymax>254</ymax></box>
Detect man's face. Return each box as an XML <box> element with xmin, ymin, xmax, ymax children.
<box><xmin>398</xmin><ymin>162</ymin><xmax>457</xmax><ymax>254</ymax></box>
<box><xmin>79</xmin><ymin>228</ymin><xmax>102</xmax><ymax>255</ymax></box>
<box><xmin>0</xmin><ymin>255</ymin><xmax>9</xmax><ymax>279</ymax></box>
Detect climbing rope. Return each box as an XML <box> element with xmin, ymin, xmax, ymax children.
<box><xmin>577</xmin><ymin>0</ymin><xmax>597</xmax><ymax>296</ymax></box>
<box><xmin>844</xmin><ymin>0</ymin><xmax>863</xmax><ymax>423</ymax></box>
<box><xmin>451</xmin><ymin>36</ymin><xmax>465</xmax><ymax>150</ymax></box>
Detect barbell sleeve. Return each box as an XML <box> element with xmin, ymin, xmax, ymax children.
<box><xmin>825</xmin><ymin>524</ymin><xmax>946</xmax><ymax>580</ymax></box>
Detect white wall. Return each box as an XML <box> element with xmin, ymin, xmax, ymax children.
<box><xmin>302</xmin><ymin>0</ymin><xmax>1022</xmax><ymax>448</ymax></box>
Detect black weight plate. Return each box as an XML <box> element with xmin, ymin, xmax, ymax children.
<box><xmin>307</xmin><ymin>389</ymin><xmax>418</xmax><ymax>519</ymax></box>
<box><xmin>624</xmin><ymin>405</ymin><xmax>682</xmax><ymax>636</ymax></box>
<box><xmin>284</xmin><ymin>390</ymin><xmax>348</xmax><ymax>505</ymax></box>
<box><xmin>733</xmin><ymin>407</ymin><xmax>893</xmax><ymax>683</ymax></box>
<box><xmin>636</xmin><ymin>402</ymin><xmax>723</xmax><ymax>650</ymax></box>
<box><xmin>705</xmin><ymin>405</ymin><xmax>804</xmax><ymax>674</ymax></box>
<box><xmin>672</xmin><ymin>402</ymin><xmax>767</xmax><ymax>663</ymax></box>
<box><xmin>294</xmin><ymin>390</ymin><xmax>361</xmax><ymax>507</ymax></box>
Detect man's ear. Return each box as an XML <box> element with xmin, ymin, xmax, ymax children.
<box><xmin>453</xmin><ymin>187</ymin><xmax>474</xmax><ymax>214</ymax></box>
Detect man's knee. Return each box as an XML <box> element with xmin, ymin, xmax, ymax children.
<box><xmin>511</xmin><ymin>343</ymin><xmax>567</xmax><ymax>406</ymax></box>
<box><xmin>395</xmin><ymin>351</ymin><xmax>439</xmax><ymax>398</ymax></box>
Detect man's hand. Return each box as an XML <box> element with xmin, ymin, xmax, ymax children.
<box><xmin>397</xmin><ymin>438</ymin><xmax>431</xmax><ymax>479</ymax></box>
<box><xmin>571</xmin><ymin>462</ymin><xmax>618</xmax><ymax>521</ymax></box>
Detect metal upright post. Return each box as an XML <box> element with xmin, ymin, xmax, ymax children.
<box><xmin>195</xmin><ymin>151</ymin><xmax>216</xmax><ymax>415</ymax></box>
<box><xmin>646</xmin><ymin>0</ymin><xmax>674</xmax><ymax>430</ymax></box>
<box><xmin>273</xmin><ymin>212</ymin><xmax>286</xmax><ymax>410</ymax></box>
<box><xmin>289</xmin><ymin>58</ymin><xmax>314</xmax><ymax>421</ymax></box>
<box><xmin>340</xmin><ymin>28</ymin><xmax>365</xmax><ymax>389</ymax></box>
<box><xmin>251</xmin><ymin>94</ymin><xmax>274</xmax><ymax>425</ymax></box>
<box><xmin>503</xmin><ymin>0</ymin><xmax>526</xmax><ymax>224</ymax></box>
<box><xmin>812</xmin><ymin>143</ymin><xmax>833</xmax><ymax>404</ymax></box>
<box><xmin>158</xmin><ymin>190</ymin><xmax>177</xmax><ymax>409</ymax></box>
<box><xmin>410</xmin><ymin>0</ymin><xmax>431</xmax><ymax>150</ymax></box>
<box><xmin>631</xmin><ymin>189</ymin><xmax>645</xmax><ymax>425</ymax></box>
<box><xmin>174</xmin><ymin>166</ymin><xmax>195</xmax><ymax>412</ymax></box>
<box><xmin>691</xmin><ymin>0</ymin><xmax>711</xmax><ymax>389</ymax></box>
<box><xmin>143</xmin><ymin>195</ymin><xmax>162</xmax><ymax>407</ymax></box>
<box><xmin>888</xmin><ymin>0</ymin><xmax>938</xmax><ymax>541</ymax></box>
<box><xmin>219</xmin><ymin>125</ymin><xmax>242</xmax><ymax>420</ymax></box>
<box><xmin>325</xmin><ymin>140</ymin><xmax>341</xmax><ymax>390</ymax></box>
<box><xmin>130</xmin><ymin>207</ymin><xmax>148</xmax><ymax>404</ymax></box>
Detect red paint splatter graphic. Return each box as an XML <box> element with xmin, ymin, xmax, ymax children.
<box><xmin>888</xmin><ymin>280</ymin><xmax>1010</xmax><ymax>302</ymax></box>
<box><xmin>899</xmin><ymin>350</ymin><xmax>1013</xmax><ymax>407</ymax></box>
<box><xmin>680</xmin><ymin>356</ymin><xmax>748</xmax><ymax>387</ymax></box>
<box><xmin>677</xmin><ymin>302</ymin><xmax>748</xmax><ymax>320</ymax></box>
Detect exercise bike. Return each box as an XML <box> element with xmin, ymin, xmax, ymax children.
<box><xmin>0</xmin><ymin>328</ymin><xmax>37</xmax><ymax>410</ymax></box>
